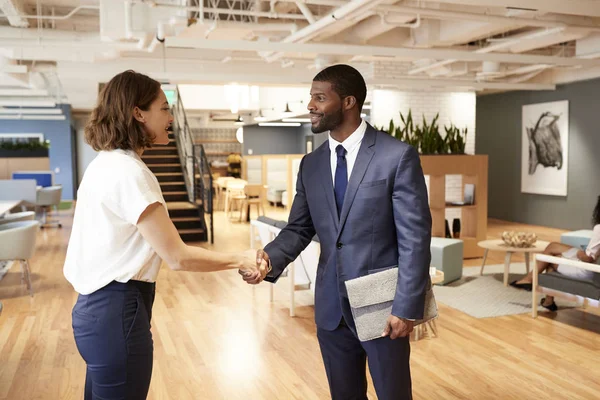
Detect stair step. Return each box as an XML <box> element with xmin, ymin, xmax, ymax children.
<box><xmin>167</xmin><ymin>201</ymin><xmax>197</xmax><ymax>210</ymax></box>
<box><xmin>148</xmin><ymin>163</ymin><xmax>181</xmax><ymax>167</ymax></box>
<box><xmin>149</xmin><ymin>165</ymin><xmax>182</xmax><ymax>173</ymax></box>
<box><xmin>160</xmin><ymin>182</ymin><xmax>186</xmax><ymax>193</ymax></box>
<box><xmin>171</xmin><ymin>217</ymin><xmax>199</xmax><ymax>222</ymax></box>
<box><xmin>177</xmin><ymin>228</ymin><xmax>205</xmax><ymax>234</ymax></box>
<box><xmin>143</xmin><ymin>155</ymin><xmax>179</xmax><ymax>164</ymax></box>
<box><xmin>163</xmin><ymin>191</ymin><xmax>189</xmax><ymax>202</ymax></box>
<box><xmin>179</xmin><ymin>231</ymin><xmax>207</xmax><ymax>243</ymax></box>
<box><xmin>144</xmin><ymin>148</ymin><xmax>179</xmax><ymax>156</ymax></box>
<box><xmin>155</xmin><ymin>172</ymin><xmax>184</xmax><ymax>182</ymax></box>
<box><xmin>172</xmin><ymin>217</ymin><xmax>204</xmax><ymax>230</ymax></box>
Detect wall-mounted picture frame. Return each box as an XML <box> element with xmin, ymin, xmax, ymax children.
<box><xmin>521</xmin><ymin>100</ymin><xmax>569</xmax><ymax>196</ymax></box>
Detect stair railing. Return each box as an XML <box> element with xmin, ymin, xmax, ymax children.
<box><xmin>171</xmin><ymin>89</ymin><xmax>214</xmax><ymax>243</ymax></box>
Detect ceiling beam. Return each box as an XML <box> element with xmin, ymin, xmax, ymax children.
<box><xmin>0</xmin><ymin>0</ymin><xmax>28</xmax><ymax>28</ymax></box>
<box><xmin>165</xmin><ymin>37</ymin><xmax>600</xmax><ymax>68</ymax></box>
<box><xmin>370</xmin><ymin>78</ymin><xmax>555</xmax><ymax>91</ymax></box>
<box><xmin>420</xmin><ymin>0</ymin><xmax>600</xmax><ymax>18</ymax></box>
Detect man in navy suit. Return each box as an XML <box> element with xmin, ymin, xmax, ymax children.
<box><xmin>244</xmin><ymin>64</ymin><xmax>432</xmax><ymax>400</ymax></box>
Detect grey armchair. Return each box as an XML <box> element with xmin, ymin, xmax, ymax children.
<box><xmin>0</xmin><ymin>220</ymin><xmax>40</xmax><ymax>296</ymax></box>
<box><xmin>36</xmin><ymin>185</ymin><xmax>62</xmax><ymax>228</ymax></box>
<box><xmin>532</xmin><ymin>254</ymin><xmax>600</xmax><ymax>318</ymax></box>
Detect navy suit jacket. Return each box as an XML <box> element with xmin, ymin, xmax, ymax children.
<box><xmin>264</xmin><ymin>124</ymin><xmax>432</xmax><ymax>331</ymax></box>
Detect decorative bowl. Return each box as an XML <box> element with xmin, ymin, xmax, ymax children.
<box><xmin>501</xmin><ymin>231</ymin><xmax>537</xmax><ymax>248</ymax></box>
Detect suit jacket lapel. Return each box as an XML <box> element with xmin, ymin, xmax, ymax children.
<box><xmin>316</xmin><ymin>143</ymin><xmax>339</xmax><ymax>231</ymax></box>
<box><xmin>337</xmin><ymin>126</ymin><xmax>377</xmax><ymax>238</ymax></box>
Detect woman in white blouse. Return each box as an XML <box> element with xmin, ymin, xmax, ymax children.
<box><xmin>510</xmin><ymin>196</ymin><xmax>600</xmax><ymax>310</ymax></box>
<box><xmin>63</xmin><ymin>70</ymin><xmax>264</xmax><ymax>400</ymax></box>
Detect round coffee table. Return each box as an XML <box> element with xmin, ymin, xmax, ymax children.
<box><xmin>477</xmin><ymin>239</ymin><xmax>550</xmax><ymax>286</ymax></box>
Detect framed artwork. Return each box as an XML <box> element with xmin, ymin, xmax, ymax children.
<box><xmin>521</xmin><ymin>100</ymin><xmax>569</xmax><ymax>196</ymax></box>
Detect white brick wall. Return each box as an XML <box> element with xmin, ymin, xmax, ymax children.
<box><xmin>370</xmin><ymin>89</ymin><xmax>477</xmax><ymax>222</ymax></box>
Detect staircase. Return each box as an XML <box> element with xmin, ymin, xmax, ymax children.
<box><xmin>142</xmin><ymin>133</ymin><xmax>208</xmax><ymax>242</ymax></box>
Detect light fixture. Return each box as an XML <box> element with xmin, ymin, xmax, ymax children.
<box><xmin>0</xmin><ymin>99</ymin><xmax>56</xmax><ymax>107</ymax></box>
<box><xmin>0</xmin><ymin>114</ymin><xmax>66</xmax><ymax>120</ymax></box>
<box><xmin>234</xmin><ymin>115</ymin><xmax>244</xmax><ymax>125</ymax></box>
<box><xmin>258</xmin><ymin>122</ymin><xmax>301</xmax><ymax>127</ymax></box>
<box><xmin>282</xmin><ymin>118</ymin><xmax>311</xmax><ymax>123</ymax></box>
<box><xmin>236</xmin><ymin>127</ymin><xmax>244</xmax><ymax>143</ymax></box>
<box><xmin>363</xmin><ymin>104</ymin><xmax>372</xmax><ymax>110</ymax></box>
<box><xmin>254</xmin><ymin>109</ymin><xmax>267</xmax><ymax>122</ymax></box>
<box><xmin>360</xmin><ymin>113</ymin><xmax>367</xmax><ymax>118</ymax></box>
<box><xmin>0</xmin><ymin>108</ymin><xmax>62</xmax><ymax>115</ymax></box>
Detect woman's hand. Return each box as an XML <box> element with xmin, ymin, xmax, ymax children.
<box><xmin>576</xmin><ymin>249</ymin><xmax>594</xmax><ymax>263</ymax></box>
<box><xmin>237</xmin><ymin>249</ymin><xmax>269</xmax><ymax>285</ymax></box>
<box><xmin>236</xmin><ymin>249</ymin><xmax>260</xmax><ymax>274</ymax></box>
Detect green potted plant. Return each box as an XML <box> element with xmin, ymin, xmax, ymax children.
<box><xmin>0</xmin><ymin>140</ymin><xmax>50</xmax><ymax>158</ymax></box>
<box><xmin>378</xmin><ymin>109</ymin><xmax>467</xmax><ymax>155</ymax></box>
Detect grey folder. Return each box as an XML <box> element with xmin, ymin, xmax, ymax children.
<box><xmin>345</xmin><ymin>267</ymin><xmax>438</xmax><ymax>342</ymax></box>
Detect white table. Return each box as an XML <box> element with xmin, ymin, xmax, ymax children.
<box><xmin>478</xmin><ymin>239</ymin><xmax>550</xmax><ymax>286</ymax></box>
<box><xmin>0</xmin><ymin>201</ymin><xmax>22</xmax><ymax>217</ymax></box>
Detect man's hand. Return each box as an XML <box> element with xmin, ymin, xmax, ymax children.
<box><xmin>382</xmin><ymin>315</ymin><xmax>414</xmax><ymax>339</ymax></box>
<box><xmin>238</xmin><ymin>249</ymin><xmax>270</xmax><ymax>285</ymax></box>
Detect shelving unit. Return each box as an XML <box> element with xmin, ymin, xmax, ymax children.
<box><xmin>421</xmin><ymin>155</ymin><xmax>488</xmax><ymax>259</ymax></box>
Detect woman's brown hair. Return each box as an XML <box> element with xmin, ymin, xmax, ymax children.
<box><xmin>85</xmin><ymin>70</ymin><xmax>161</xmax><ymax>151</ymax></box>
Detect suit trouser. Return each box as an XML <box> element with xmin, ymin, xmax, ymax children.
<box><xmin>72</xmin><ymin>280</ymin><xmax>156</xmax><ymax>400</ymax></box>
<box><xmin>317</xmin><ymin>317</ymin><xmax>412</xmax><ymax>400</ymax></box>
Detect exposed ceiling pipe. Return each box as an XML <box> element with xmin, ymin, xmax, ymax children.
<box><xmin>263</xmin><ymin>0</ymin><xmax>387</xmax><ymax>62</ymax></box>
<box><xmin>408</xmin><ymin>27</ymin><xmax>565</xmax><ymax>75</ymax></box>
<box><xmin>262</xmin><ymin>0</ymin><xmax>600</xmax><ymax>31</ymax></box>
<box><xmin>0</xmin><ymin>5</ymin><xmax>99</xmax><ymax>21</ymax></box>
<box><xmin>147</xmin><ymin>16</ymin><xmax>188</xmax><ymax>53</ymax></box>
<box><xmin>130</xmin><ymin>0</ymin><xmax>307</xmax><ymax>20</ymax></box>
<box><xmin>295</xmin><ymin>1</ymin><xmax>316</xmax><ymax>24</ymax></box>
<box><xmin>377</xmin><ymin>5</ymin><xmax>600</xmax><ymax>32</ymax></box>
<box><xmin>507</xmin><ymin>68</ymin><xmax>548</xmax><ymax>83</ymax></box>
<box><xmin>477</xmin><ymin>63</ymin><xmax>551</xmax><ymax>80</ymax></box>
<box><xmin>379</xmin><ymin>13</ymin><xmax>420</xmax><ymax>28</ymax></box>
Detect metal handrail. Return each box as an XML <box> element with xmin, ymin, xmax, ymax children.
<box><xmin>171</xmin><ymin>89</ymin><xmax>214</xmax><ymax>243</ymax></box>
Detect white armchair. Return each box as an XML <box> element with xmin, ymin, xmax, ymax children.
<box><xmin>0</xmin><ymin>220</ymin><xmax>40</xmax><ymax>296</ymax></box>
<box><xmin>0</xmin><ymin>211</ymin><xmax>35</xmax><ymax>225</ymax></box>
<box><xmin>532</xmin><ymin>254</ymin><xmax>600</xmax><ymax>318</ymax></box>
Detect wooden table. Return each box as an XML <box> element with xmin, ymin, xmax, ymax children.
<box><xmin>0</xmin><ymin>200</ymin><xmax>21</xmax><ymax>217</ymax></box>
<box><xmin>477</xmin><ymin>239</ymin><xmax>550</xmax><ymax>286</ymax></box>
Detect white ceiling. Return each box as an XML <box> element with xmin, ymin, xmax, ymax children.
<box><xmin>0</xmin><ymin>0</ymin><xmax>600</xmax><ymax>111</ymax></box>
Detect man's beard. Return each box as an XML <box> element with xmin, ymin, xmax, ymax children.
<box><xmin>311</xmin><ymin>107</ymin><xmax>344</xmax><ymax>134</ymax></box>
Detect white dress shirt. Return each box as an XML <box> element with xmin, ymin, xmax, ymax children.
<box><xmin>328</xmin><ymin>119</ymin><xmax>367</xmax><ymax>185</ymax></box>
<box><xmin>64</xmin><ymin>149</ymin><xmax>167</xmax><ymax>294</ymax></box>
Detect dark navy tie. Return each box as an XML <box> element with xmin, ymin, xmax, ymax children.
<box><xmin>334</xmin><ymin>145</ymin><xmax>348</xmax><ymax>217</ymax></box>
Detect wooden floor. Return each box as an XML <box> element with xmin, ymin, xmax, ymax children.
<box><xmin>1</xmin><ymin>206</ymin><xmax>600</xmax><ymax>400</ymax></box>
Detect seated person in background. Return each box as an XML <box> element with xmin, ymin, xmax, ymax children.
<box><xmin>227</xmin><ymin>152</ymin><xmax>242</xmax><ymax>178</ymax></box>
<box><xmin>510</xmin><ymin>195</ymin><xmax>600</xmax><ymax>311</ymax></box>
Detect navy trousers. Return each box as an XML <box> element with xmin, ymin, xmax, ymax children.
<box><xmin>72</xmin><ymin>280</ymin><xmax>156</xmax><ymax>400</ymax></box>
<box><xmin>317</xmin><ymin>316</ymin><xmax>412</xmax><ymax>400</ymax></box>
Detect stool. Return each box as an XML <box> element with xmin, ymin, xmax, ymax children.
<box><xmin>560</xmin><ymin>230</ymin><xmax>593</xmax><ymax>249</ymax></box>
<box><xmin>430</xmin><ymin>237</ymin><xmax>463</xmax><ymax>285</ymax></box>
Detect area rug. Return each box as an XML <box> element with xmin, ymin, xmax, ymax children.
<box><xmin>432</xmin><ymin>263</ymin><xmax>578</xmax><ymax>318</ymax></box>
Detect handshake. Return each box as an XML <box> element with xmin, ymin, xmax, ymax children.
<box><xmin>237</xmin><ymin>248</ymin><xmax>271</xmax><ymax>285</ymax></box>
